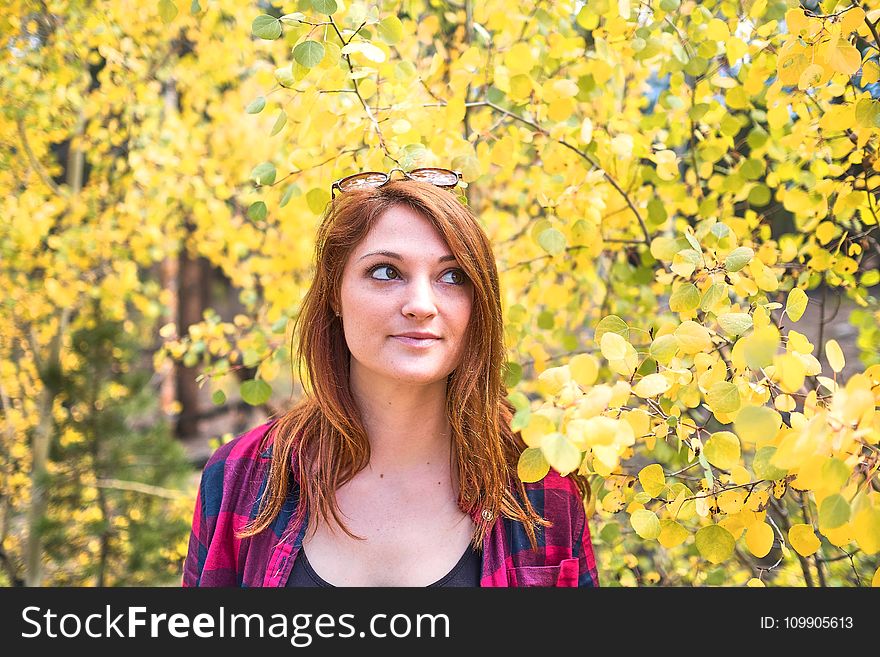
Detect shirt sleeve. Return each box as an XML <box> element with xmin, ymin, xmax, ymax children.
<box><xmin>182</xmin><ymin>474</ymin><xmax>210</xmax><ymax>587</ymax></box>
<box><xmin>570</xmin><ymin>481</ymin><xmax>600</xmax><ymax>587</ymax></box>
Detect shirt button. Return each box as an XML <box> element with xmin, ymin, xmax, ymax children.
<box><xmin>481</xmin><ymin>509</ymin><xmax>493</xmax><ymax>522</ymax></box>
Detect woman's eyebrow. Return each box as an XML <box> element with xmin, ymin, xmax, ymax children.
<box><xmin>357</xmin><ymin>250</ymin><xmax>457</xmax><ymax>263</ymax></box>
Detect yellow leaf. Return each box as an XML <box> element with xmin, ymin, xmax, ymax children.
<box><xmin>743</xmin><ymin>325</ymin><xmax>780</xmax><ymax>369</ymax></box>
<box><xmin>547</xmin><ymin>97</ymin><xmax>575</xmax><ymax>122</ymax></box>
<box><xmin>706</xmin><ymin>18</ymin><xmax>730</xmax><ymax>41</ymax></box>
<box><xmin>695</xmin><ymin>524</ymin><xmax>736</xmax><ymax>564</ymax></box>
<box><xmin>726</xmin><ymin>35</ymin><xmax>748</xmax><ymax>63</ymax></box>
<box><xmin>862</xmin><ymin>60</ymin><xmax>880</xmax><ymax>85</ymax></box>
<box><xmin>633</xmin><ymin>373</ymin><xmax>671</xmax><ymax>398</ymax></box>
<box><xmin>785</xmin><ymin>8</ymin><xmax>809</xmax><ymax>35</ymax></box>
<box><xmin>569</xmin><ymin>353</ymin><xmax>599</xmax><ymax>387</ymax></box>
<box><xmin>631</xmin><ymin>508</ymin><xmax>661</xmax><ymax>539</ymax></box>
<box><xmin>873</xmin><ymin>565</ymin><xmax>880</xmax><ymax>587</ymax></box>
<box><xmin>734</xmin><ymin>406</ymin><xmax>781</xmax><ymax>445</ymax></box>
<box><xmin>730</xmin><ymin>465</ymin><xmax>751</xmax><ymax>485</ymax></box>
<box><xmin>521</xmin><ymin>412</ymin><xmax>556</xmax><ymax>448</ymax></box>
<box><xmin>541</xmin><ymin>432</ymin><xmax>582</xmax><ymax>476</ymax></box>
<box><xmin>815</xmin><ymin>220</ymin><xmax>838</xmax><ymax>245</ymax></box>
<box><xmin>658</xmin><ymin>519</ymin><xmax>689</xmax><ymax>548</ymax></box>
<box><xmin>774</xmin><ymin>352</ymin><xmax>806</xmax><ymax>394</ymax></box>
<box><xmin>777</xmin><ymin>43</ymin><xmax>809</xmax><ymax>85</ymax></box>
<box><xmin>707</xmin><ymin>381</ymin><xmax>741</xmax><ymax>414</ymax></box>
<box><xmin>537</xmin><ymin>364</ymin><xmax>571</xmax><ymax>396</ymax></box>
<box><xmin>798</xmin><ymin>63</ymin><xmax>824</xmax><ymax>90</ymax></box>
<box><xmin>829</xmin><ymin>43</ymin><xmax>861</xmax><ymax>75</ymax></box>
<box><xmin>505</xmin><ymin>42</ymin><xmax>534</xmax><ymax>74</ymax></box>
<box><xmin>841</xmin><ymin>7</ymin><xmax>866</xmax><ymax>35</ymax></box>
<box><xmin>704</xmin><ymin>431</ymin><xmax>741</xmax><ymax>469</ymax></box>
<box><xmin>518</xmin><ymin>447</ymin><xmax>551</xmax><ymax>483</ymax></box>
<box><xmin>789</xmin><ymin>523</ymin><xmax>821</xmax><ymax>556</ymax></box>
<box><xmin>601</xmin><ymin>332</ymin><xmax>629</xmax><ymax>361</ymax></box>
<box><xmin>674</xmin><ymin>321</ymin><xmax>713</xmax><ymax>354</ymax></box>
<box><xmin>580</xmin><ymin>117</ymin><xmax>593</xmax><ymax>144</ymax></box>
<box><xmin>639</xmin><ymin>463</ymin><xmax>666</xmax><ymax>498</ymax></box>
<box><xmin>747</xmin><ymin>577</ymin><xmax>765</xmax><ymax>587</ymax></box>
<box><xmin>825</xmin><ymin>339</ymin><xmax>845</xmax><ymax>373</ymax></box>
<box><xmin>852</xmin><ymin>506</ymin><xmax>880</xmax><ymax>554</ymax></box>
<box><xmin>785</xmin><ymin>287</ymin><xmax>808</xmax><ymax>322</ymax></box>
<box><xmin>746</xmin><ymin>521</ymin><xmax>774</xmax><ymax>557</ymax></box>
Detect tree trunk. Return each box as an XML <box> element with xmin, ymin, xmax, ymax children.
<box><xmin>175</xmin><ymin>252</ymin><xmax>210</xmax><ymax>438</ymax></box>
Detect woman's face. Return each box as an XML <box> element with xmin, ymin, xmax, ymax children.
<box><xmin>339</xmin><ymin>204</ymin><xmax>474</xmax><ymax>388</ymax></box>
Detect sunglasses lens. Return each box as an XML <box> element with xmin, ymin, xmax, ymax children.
<box><xmin>338</xmin><ymin>172</ymin><xmax>388</xmax><ymax>192</ymax></box>
<box><xmin>407</xmin><ymin>168</ymin><xmax>459</xmax><ymax>187</ymax></box>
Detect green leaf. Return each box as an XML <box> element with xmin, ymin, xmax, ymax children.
<box><xmin>190</xmin><ymin>0</ymin><xmax>201</xmax><ymax>14</ymax></box>
<box><xmin>250</xmin><ymin>162</ymin><xmax>277</xmax><ymax>186</ymax></box>
<box><xmin>724</xmin><ymin>247</ymin><xmax>754</xmax><ymax>272</ymax></box>
<box><xmin>594</xmin><ymin>315</ymin><xmax>629</xmax><ymax>345</ymax></box>
<box><xmin>700</xmin><ymin>283</ymin><xmax>728</xmax><ymax>313</ymax></box>
<box><xmin>695</xmin><ymin>524</ymin><xmax>735</xmax><ymax>564</ymax></box>
<box><xmin>280</xmin><ymin>184</ymin><xmax>299</xmax><ymax>208</ymax></box>
<box><xmin>748</xmin><ymin>184</ymin><xmax>771</xmax><ymax>206</ymax></box>
<box><xmin>246</xmin><ymin>96</ymin><xmax>266</xmax><ymax>114</ymax></box>
<box><xmin>252</xmin><ymin>14</ymin><xmax>282</xmax><ymax>40</ymax></box>
<box><xmin>271</xmin><ymin>317</ymin><xmax>289</xmax><ymax>334</ymax></box>
<box><xmin>247</xmin><ymin>201</ymin><xmax>267</xmax><ymax>222</ymax></box>
<box><xmin>507</xmin><ymin>391</ymin><xmax>530</xmax><ymax>413</ymax></box>
<box><xmin>818</xmin><ymin>493</ymin><xmax>850</xmax><ymax>529</ymax></box>
<box><xmin>159</xmin><ymin>0</ymin><xmax>179</xmax><ymax>23</ymax></box>
<box><xmin>717</xmin><ymin>312</ymin><xmax>753</xmax><ymax>337</ymax></box>
<box><xmin>518</xmin><ymin>447</ymin><xmax>550</xmax><ymax>483</ymax></box>
<box><xmin>378</xmin><ymin>15</ymin><xmax>404</xmax><ymax>44</ymax></box>
<box><xmin>211</xmin><ymin>389</ymin><xmax>226</xmax><ymax>406</ymax></box>
<box><xmin>306</xmin><ymin>188</ymin><xmax>331</xmax><ymax>215</ymax></box>
<box><xmin>270</xmin><ymin>110</ymin><xmax>287</xmax><ymax>136</ymax></box>
<box><xmin>683</xmin><ymin>227</ymin><xmax>701</xmax><ymax>253</ymax></box>
<box><xmin>240</xmin><ymin>379</ymin><xmax>272</xmax><ymax>406</ymax></box>
<box><xmin>707</xmin><ymin>381</ymin><xmax>741</xmax><ymax>414</ymax></box>
<box><xmin>537</xmin><ymin>227</ymin><xmax>566</xmax><ymax>256</ymax></box>
<box><xmin>293</xmin><ymin>40</ymin><xmax>326</xmax><ymax>68</ymax></box>
<box><xmin>275</xmin><ymin>65</ymin><xmax>296</xmax><ymax>88</ymax></box>
<box><xmin>752</xmin><ymin>446</ymin><xmax>788</xmax><ymax>481</ymax></box>
<box><xmin>504</xmin><ymin>361</ymin><xmax>523</xmax><ymax>387</ymax></box>
<box><xmin>669</xmin><ymin>282</ymin><xmax>700</xmax><ymax>313</ymax></box>
<box><xmin>511</xmin><ymin>407</ymin><xmax>530</xmax><ymax>432</ymax></box>
<box><xmin>311</xmin><ymin>0</ymin><xmax>338</xmax><ymax>14</ymax></box>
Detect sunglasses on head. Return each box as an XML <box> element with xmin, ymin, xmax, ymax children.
<box><xmin>330</xmin><ymin>167</ymin><xmax>463</xmax><ymax>198</ymax></box>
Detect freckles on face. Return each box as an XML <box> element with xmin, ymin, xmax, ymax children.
<box><xmin>338</xmin><ymin>205</ymin><xmax>474</xmax><ymax>386</ymax></box>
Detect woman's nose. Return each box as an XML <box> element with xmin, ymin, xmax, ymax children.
<box><xmin>400</xmin><ymin>276</ymin><xmax>438</xmax><ymax>318</ymax></box>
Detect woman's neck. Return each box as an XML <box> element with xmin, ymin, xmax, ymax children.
<box><xmin>349</xmin><ymin>371</ymin><xmax>453</xmax><ymax>476</ymax></box>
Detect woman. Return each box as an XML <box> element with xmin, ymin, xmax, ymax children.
<box><xmin>183</xmin><ymin>168</ymin><xmax>599</xmax><ymax>587</ymax></box>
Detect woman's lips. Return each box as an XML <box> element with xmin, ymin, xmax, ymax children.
<box><xmin>392</xmin><ymin>336</ymin><xmax>440</xmax><ymax>348</ymax></box>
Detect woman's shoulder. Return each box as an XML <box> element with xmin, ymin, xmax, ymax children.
<box><xmin>201</xmin><ymin>419</ymin><xmax>280</xmax><ymax>480</ymax></box>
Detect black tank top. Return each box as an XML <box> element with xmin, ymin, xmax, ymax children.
<box><xmin>285</xmin><ymin>545</ymin><xmax>482</xmax><ymax>587</ymax></box>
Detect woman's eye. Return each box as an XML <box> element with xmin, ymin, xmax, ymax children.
<box><xmin>369</xmin><ymin>265</ymin><xmax>399</xmax><ymax>280</ymax></box>
<box><xmin>442</xmin><ymin>269</ymin><xmax>467</xmax><ymax>285</ymax></box>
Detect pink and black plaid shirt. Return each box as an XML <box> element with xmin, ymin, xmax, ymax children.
<box><xmin>183</xmin><ymin>421</ymin><xmax>599</xmax><ymax>587</ymax></box>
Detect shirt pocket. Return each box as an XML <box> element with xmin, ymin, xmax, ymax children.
<box><xmin>506</xmin><ymin>557</ymin><xmax>580</xmax><ymax>587</ymax></box>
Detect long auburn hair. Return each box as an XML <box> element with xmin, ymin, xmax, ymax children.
<box><xmin>237</xmin><ymin>181</ymin><xmax>591</xmax><ymax>550</ymax></box>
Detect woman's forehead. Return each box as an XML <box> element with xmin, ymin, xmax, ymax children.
<box><xmin>354</xmin><ymin>206</ymin><xmax>453</xmax><ymax>255</ymax></box>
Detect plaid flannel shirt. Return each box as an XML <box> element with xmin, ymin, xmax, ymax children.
<box><xmin>183</xmin><ymin>420</ymin><xmax>599</xmax><ymax>587</ymax></box>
